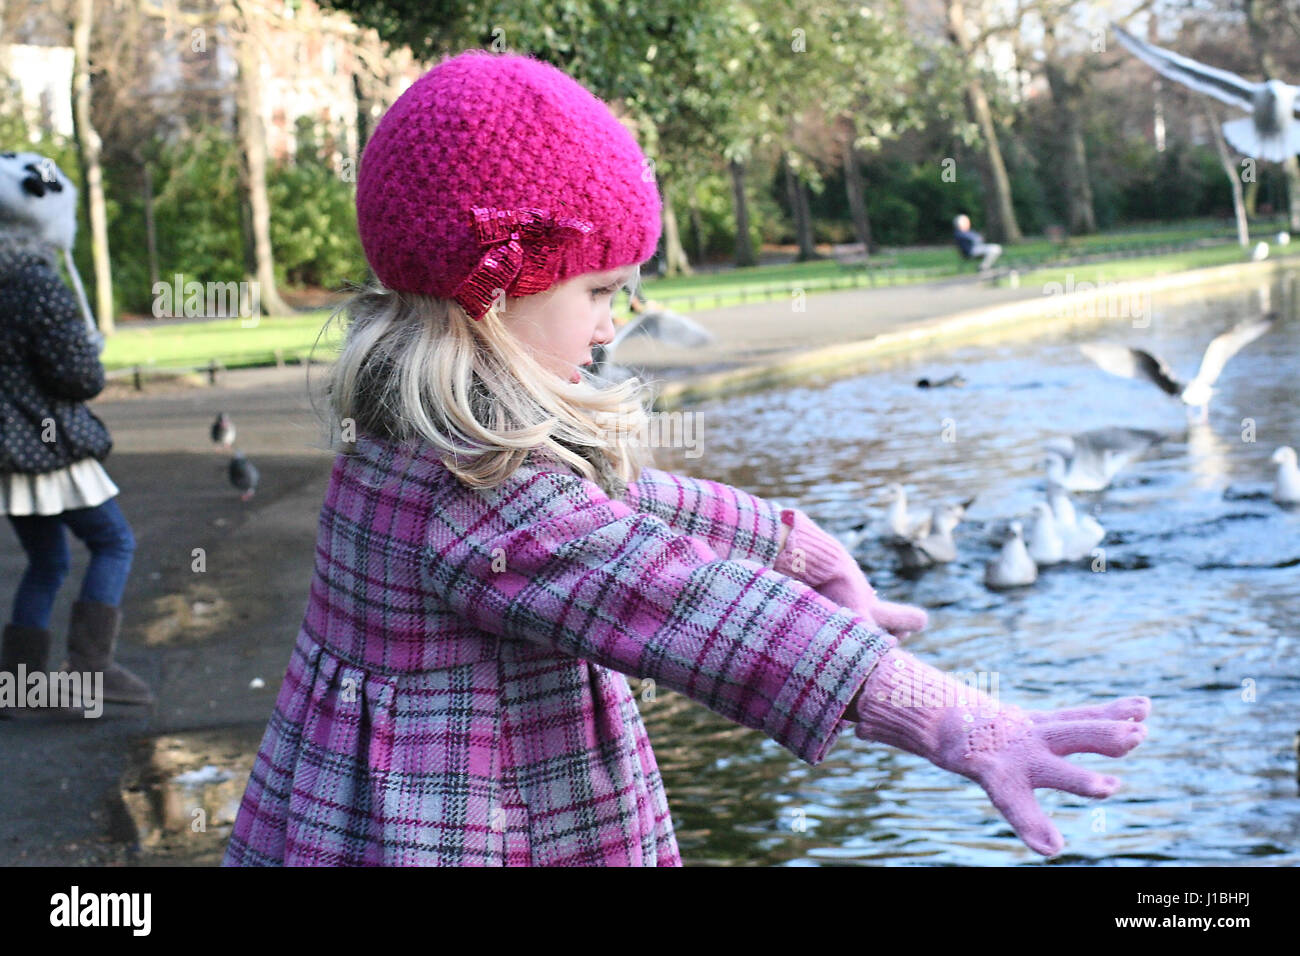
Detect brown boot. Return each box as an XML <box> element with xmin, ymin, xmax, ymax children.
<box><xmin>65</xmin><ymin>600</ymin><xmax>154</xmax><ymax>706</ymax></box>
<box><xmin>1</xmin><ymin>623</ymin><xmax>86</xmax><ymax>720</ymax></box>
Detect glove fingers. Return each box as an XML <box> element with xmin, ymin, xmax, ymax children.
<box><xmin>1030</xmin><ymin>757</ymin><xmax>1122</xmax><ymax>799</ymax></box>
<box><xmin>1037</xmin><ymin>719</ymin><xmax>1148</xmax><ymax>757</ymax></box>
<box><xmin>873</xmin><ymin>601</ymin><xmax>928</xmax><ymax>636</ymax></box>
<box><xmin>983</xmin><ymin>774</ymin><xmax>1065</xmax><ymax>857</ymax></box>
<box><xmin>1030</xmin><ymin>696</ymin><xmax>1151</xmax><ymax>725</ymax></box>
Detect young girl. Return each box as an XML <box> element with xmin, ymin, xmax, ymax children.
<box><xmin>0</xmin><ymin>152</ymin><xmax>152</xmax><ymax>717</ymax></box>
<box><xmin>223</xmin><ymin>50</ymin><xmax>1149</xmax><ymax>866</ymax></box>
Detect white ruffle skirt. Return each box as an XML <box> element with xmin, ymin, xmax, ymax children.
<box><xmin>0</xmin><ymin>458</ymin><xmax>119</xmax><ymax>516</ymax></box>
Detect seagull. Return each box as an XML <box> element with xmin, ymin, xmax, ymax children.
<box><xmin>1273</xmin><ymin>446</ymin><xmax>1300</xmax><ymax>505</ymax></box>
<box><xmin>1112</xmin><ymin>24</ymin><xmax>1300</xmax><ymax>163</ymax></box>
<box><xmin>1078</xmin><ymin>312</ymin><xmax>1276</xmax><ymax>421</ymax></box>
<box><xmin>590</xmin><ymin>300</ymin><xmax>714</xmax><ymax>383</ymax></box>
<box><xmin>892</xmin><ymin>502</ymin><xmax>966</xmax><ymax>570</ymax></box>
<box><xmin>1049</xmin><ymin>487</ymin><xmax>1105</xmax><ymax>562</ymax></box>
<box><xmin>1277</xmin><ymin>232</ymin><xmax>1292</xmax><ymax>246</ymax></box>
<box><xmin>985</xmin><ymin>521</ymin><xmax>1037</xmax><ymax>589</ymax></box>
<box><xmin>211</xmin><ymin>412</ymin><xmax>236</xmax><ymax>450</ymax></box>
<box><xmin>1042</xmin><ymin>427</ymin><xmax>1165</xmax><ymax>491</ymax></box>
<box><xmin>1252</xmin><ymin>241</ymin><xmax>1269</xmax><ymax>262</ymax></box>
<box><xmin>884</xmin><ymin>483</ymin><xmax>931</xmax><ymax>542</ymax></box>
<box><xmin>229</xmin><ymin>452</ymin><xmax>259</xmax><ymax>501</ymax></box>
<box><xmin>1026</xmin><ymin>501</ymin><xmax>1065</xmax><ymax>566</ymax></box>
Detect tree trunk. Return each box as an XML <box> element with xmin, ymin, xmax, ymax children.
<box><xmin>660</xmin><ymin>184</ymin><xmax>692</xmax><ymax>277</ymax></box>
<box><xmin>141</xmin><ymin>158</ymin><xmax>159</xmax><ymax>290</ymax></box>
<box><xmin>947</xmin><ymin>0</ymin><xmax>1021</xmax><ymax>244</ymax></box>
<box><xmin>842</xmin><ymin>122</ymin><xmax>875</xmax><ymax>253</ymax></box>
<box><xmin>966</xmin><ymin>78</ymin><xmax>1022</xmax><ymax>243</ymax></box>
<box><xmin>729</xmin><ymin>157</ymin><xmax>756</xmax><ymax>267</ymax></box>
<box><xmin>1280</xmin><ymin>154</ymin><xmax>1300</xmax><ymax>232</ymax></box>
<box><xmin>1043</xmin><ymin>59</ymin><xmax>1096</xmax><ymax>235</ymax></box>
<box><xmin>782</xmin><ymin>152</ymin><xmax>817</xmax><ymax>261</ymax></box>
<box><xmin>70</xmin><ymin>0</ymin><xmax>114</xmax><ymax>333</ymax></box>
<box><xmin>688</xmin><ymin>195</ymin><xmax>705</xmax><ymax>264</ymax></box>
<box><xmin>1207</xmin><ymin>108</ymin><xmax>1250</xmax><ymax>248</ymax></box>
<box><xmin>232</xmin><ymin>2</ymin><xmax>292</xmax><ymax>316</ymax></box>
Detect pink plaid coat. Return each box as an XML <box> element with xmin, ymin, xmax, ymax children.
<box><xmin>222</xmin><ymin>435</ymin><xmax>894</xmax><ymax>866</ymax></box>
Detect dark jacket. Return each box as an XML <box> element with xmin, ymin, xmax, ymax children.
<box><xmin>954</xmin><ymin>227</ymin><xmax>983</xmax><ymax>258</ymax></box>
<box><xmin>0</xmin><ymin>242</ymin><xmax>111</xmax><ymax>475</ymax></box>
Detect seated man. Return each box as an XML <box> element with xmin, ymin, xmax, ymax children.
<box><xmin>953</xmin><ymin>213</ymin><xmax>1002</xmax><ymax>272</ymax></box>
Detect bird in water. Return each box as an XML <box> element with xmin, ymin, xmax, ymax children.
<box><xmin>1049</xmin><ymin>486</ymin><xmax>1105</xmax><ymax>562</ymax></box>
<box><xmin>891</xmin><ymin>501</ymin><xmax>968</xmax><ymax>571</ymax></box>
<box><xmin>1112</xmin><ymin>24</ymin><xmax>1300</xmax><ymax>163</ymax></box>
<box><xmin>211</xmin><ymin>412</ymin><xmax>236</xmax><ymax>450</ymax></box>
<box><xmin>1026</xmin><ymin>501</ymin><xmax>1065</xmax><ymax>566</ymax></box>
<box><xmin>1042</xmin><ymin>427</ymin><xmax>1165</xmax><ymax>491</ymax></box>
<box><xmin>985</xmin><ymin>521</ymin><xmax>1037</xmax><ymax>589</ymax></box>
<box><xmin>1273</xmin><ymin>446</ymin><xmax>1300</xmax><ymax>506</ymax></box>
<box><xmin>590</xmin><ymin>295</ymin><xmax>713</xmax><ymax>384</ymax></box>
<box><xmin>229</xmin><ymin>452</ymin><xmax>259</xmax><ymax>502</ymax></box>
<box><xmin>915</xmin><ymin>373</ymin><xmax>967</xmax><ymax>389</ymax></box>
<box><xmin>884</xmin><ymin>483</ymin><xmax>932</xmax><ymax>542</ymax></box>
<box><xmin>1078</xmin><ymin>312</ymin><xmax>1276</xmax><ymax>422</ymax></box>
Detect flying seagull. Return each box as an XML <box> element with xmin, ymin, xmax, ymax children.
<box><xmin>1112</xmin><ymin>23</ymin><xmax>1300</xmax><ymax>163</ymax></box>
<box><xmin>590</xmin><ymin>299</ymin><xmax>714</xmax><ymax>383</ymax></box>
<box><xmin>1078</xmin><ymin>312</ymin><xmax>1276</xmax><ymax>421</ymax></box>
<box><xmin>1042</xmin><ymin>427</ymin><xmax>1165</xmax><ymax>491</ymax></box>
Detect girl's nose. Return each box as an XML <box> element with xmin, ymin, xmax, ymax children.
<box><xmin>592</xmin><ymin>310</ymin><xmax>616</xmax><ymax>346</ymax></box>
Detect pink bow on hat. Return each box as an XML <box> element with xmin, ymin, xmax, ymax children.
<box><xmin>452</xmin><ymin>206</ymin><xmax>595</xmax><ymax>320</ymax></box>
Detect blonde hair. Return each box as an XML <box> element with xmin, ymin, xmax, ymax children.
<box><xmin>313</xmin><ymin>278</ymin><xmax>656</xmax><ymax>498</ymax></box>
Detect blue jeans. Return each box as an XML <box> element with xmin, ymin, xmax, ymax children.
<box><xmin>7</xmin><ymin>496</ymin><xmax>135</xmax><ymax>630</ymax></box>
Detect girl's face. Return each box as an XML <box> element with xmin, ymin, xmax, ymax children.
<box><xmin>501</xmin><ymin>266</ymin><xmax>637</xmax><ymax>383</ymax></box>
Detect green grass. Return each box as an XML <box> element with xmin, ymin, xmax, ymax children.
<box><xmin>102</xmin><ymin>311</ymin><xmax>336</xmax><ymax>372</ymax></box>
<box><xmin>102</xmin><ymin>218</ymin><xmax>1287</xmax><ymax>372</ymax></box>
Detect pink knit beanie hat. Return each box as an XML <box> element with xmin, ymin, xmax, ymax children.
<box><xmin>355</xmin><ymin>50</ymin><xmax>662</xmax><ymax>320</ymax></box>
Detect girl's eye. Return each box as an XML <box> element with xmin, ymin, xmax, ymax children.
<box><xmin>591</xmin><ymin>285</ymin><xmax>619</xmax><ymax>300</ymax></box>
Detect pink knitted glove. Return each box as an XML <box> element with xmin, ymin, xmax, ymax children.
<box><xmin>774</xmin><ymin>508</ymin><xmax>927</xmax><ymax>639</ymax></box>
<box><xmin>851</xmin><ymin>649</ymin><xmax>1151</xmax><ymax>856</ymax></box>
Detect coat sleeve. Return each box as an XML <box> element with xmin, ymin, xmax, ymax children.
<box><xmin>423</xmin><ymin>464</ymin><xmax>894</xmax><ymax>766</ymax></box>
<box><xmin>621</xmin><ymin>465</ymin><xmax>787</xmax><ymax>566</ymax></box>
<box><xmin>24</xmin><ymin>261</ymin><xmax>105</xmax><ymax>402</ymax></box>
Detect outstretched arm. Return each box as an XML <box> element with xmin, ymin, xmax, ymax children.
<box><xmin>426</xmin><ymin>463</ymin><xmax>895</xmax><ymax>766</ymax></box>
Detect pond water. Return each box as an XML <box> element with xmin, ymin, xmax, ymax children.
<box><xmin>643</xmin><ymin>272</ymin><xmax>1300</xmax><ymax>866</ymax></box>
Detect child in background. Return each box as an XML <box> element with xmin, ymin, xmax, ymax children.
<box><xmin>223</xmin><ymin>51</ymin><xmax>1149</xmax><ymax>866</ymax></box>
